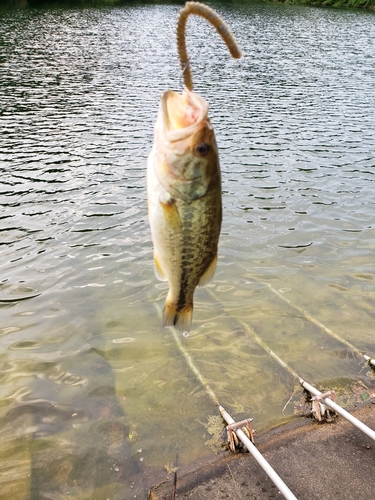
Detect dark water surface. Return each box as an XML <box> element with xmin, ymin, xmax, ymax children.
<box><xmin>1</xmin><ymin>2</ymin><xmax>375</xmax><ymax>498</ymax></box>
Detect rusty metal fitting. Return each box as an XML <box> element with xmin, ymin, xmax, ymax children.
<box><xmin>227</xmin><ymin>427</ymin><xmax>239</xmax><ymax>452</ymax></box>
<box><xmin>226</xmin><ymin>418</ymin><xmax>255</xmax><ymax>449</ymax></box>
<box><xmin>311</xmin><ymin>390</ymin><xmax>336</xmax><ymax>422</ymax></box>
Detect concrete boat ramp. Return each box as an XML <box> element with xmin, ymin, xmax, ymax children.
<box><xmin>149</xmin><ymin>402</ymin><xmax>375</xmax><ymax>500</ymax></box>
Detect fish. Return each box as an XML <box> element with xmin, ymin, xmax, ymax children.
<box><xmin>147</xmin><ymin>89</ymin><xmax>222</xmax><ymax>332</ymax></box>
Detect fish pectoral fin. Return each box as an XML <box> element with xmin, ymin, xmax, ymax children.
<box><xmin>198</xmin><ymin>255</ymin><xmax>217</xmax><ymax>287</ymax></box>
<box><xmin>159</xmin><ymin>196</ymin><xmax>181</xmax><ymax>230</ymax></box>
<box><xmin>154</xmin><ymin>255</ymin><xmax>168</xmax><ymax>282</ymax></box>
<box><xmin>163</xmin><ymin>301</ymin><xmax>192</xmax><ymax>333</ymax></box>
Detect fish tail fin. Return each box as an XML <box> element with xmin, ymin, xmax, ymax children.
<box><xmin>163</xmin><ymin>301</ymin><xmax>193</xmax><ymax>333</ymax></box>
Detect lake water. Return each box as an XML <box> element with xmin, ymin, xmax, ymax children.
<box><xmin>1</xmin><ymin>1</ymin><xmax>375</xmax><ymax>498</ymax></box>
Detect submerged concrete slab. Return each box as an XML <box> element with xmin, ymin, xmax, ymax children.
<box><xmin>149</xmin><ymin>403</ymin><xmax>375</xmax><ymax>500</ymax></box>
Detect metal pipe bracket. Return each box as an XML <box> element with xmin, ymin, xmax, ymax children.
<box><xmin>310</xmin><ymin>390</ymin><xmax>337</xmax><ymax>423</ymax></box>
<box><xmin>226</xmin><ymin>418</ymin><xmax>255</xmax><ymax>452</ymax></box>
<box><xmin>366</xmin><ymin>357</ymin><xmax>375</xmax><ymax>370</ymax></box>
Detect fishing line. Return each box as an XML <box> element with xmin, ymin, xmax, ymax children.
<box><xmin>154</xmin><ymin>303</ymin><xmax>219</xmax><ymax>406</ymax></box>
<box><xmin>206</xmin><ymin>286</ymin><xmax>372</xmax><ymax>383</ymax></box>
<box><xmin>170</xmin><ymin>325</ymin><xmax>219</xmax><ymax>406</ymax></box>
<box><xmin>247</xmin><ymin>276</ymin><xmax>375</xmax><ymax>369</ymax></box>
<box><xmin>176</xmin><ymin>1</ymin><xmax>242</xmax><ymax>90</ymax></box>
<box><xmin>206</xmin><ymin>288</ymin><xmax>300</xmax><ymax>381</ymax></box>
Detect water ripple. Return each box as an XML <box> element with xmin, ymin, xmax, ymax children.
<box><xmin>0</xmin><ymin>2</ymin><xmax>374</xmax><ymax>493</ymax></box>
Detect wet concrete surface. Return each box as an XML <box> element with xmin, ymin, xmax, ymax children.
<box><xmin>149</xmin><ymin>403</ymin><xmax>375</xmax><ymax>500</ymax></box>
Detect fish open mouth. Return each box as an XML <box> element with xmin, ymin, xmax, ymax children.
<box><xmin>161</xmin><ymin>89</ymin><xmax>209</xmax><ymax>142</ymax></box>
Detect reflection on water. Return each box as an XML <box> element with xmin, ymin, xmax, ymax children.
<box><xmin>1</xmin><ymin>1</ymin><xmax>375</xmax><ymax>497</ymax></box>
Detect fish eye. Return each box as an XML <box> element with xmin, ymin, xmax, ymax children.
<box><xmin>195</xmin><ymin>143</ymin><xmax>210</xmax><ymax>157</ymax></box>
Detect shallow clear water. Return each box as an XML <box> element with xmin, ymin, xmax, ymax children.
<box><xmin>1</xmin><ymin>1</ymin><xmax>375</xmax><ymax>497</ymax></box>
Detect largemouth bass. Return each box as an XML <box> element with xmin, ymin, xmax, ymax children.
<box><xmin>147</xmin><ymin>89</ymin><xmax>222</xmax><ymax>332</ymax></box>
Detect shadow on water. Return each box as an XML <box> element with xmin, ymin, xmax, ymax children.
<box><xmin>0</xmin><ymin>346</ymin><xmax>147</xmax><ymax>498</ymax></box>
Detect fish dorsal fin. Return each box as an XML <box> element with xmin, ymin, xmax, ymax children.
<box><xmin>154</xmin><ymin>255</ymin><xmax>168</xmax><ymax>282</ymax></box>
<box><xmin>198</xmin><ymin>255</ymin><xmax>217</xmax><ymax>287</ymax></box>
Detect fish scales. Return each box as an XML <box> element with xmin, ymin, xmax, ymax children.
<box><xmin>147</xmin><ymin>89</ymin><xmax>222</xmax><ymax>332</ymax></box>
<box><xmin>173</xmin><ymin>185</ymin><xmax>221</xmax><ymax>306</ymax></box>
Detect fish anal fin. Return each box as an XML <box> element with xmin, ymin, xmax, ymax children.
<box><xmin>163</xmin><ymin>301</ymin><xmax>192</xmax><ymax>333</ymax></box>
<box><xmin>154</xmin><ymin>255</ymin><xmax>168</xmax><ymax>282</ymax></box>
<box><xmin>198</xmin><ymin>255</ymin><xmax>217</xmax><ymax>287</ymax></box>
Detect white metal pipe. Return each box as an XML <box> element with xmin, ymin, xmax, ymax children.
<box><xmin>299</xmin><ymin>378</ymin><xmax>375</xmax><ymax>442</ymax></box>
<box><xmin>167</xmin><ymin>315</ymin><xmax>299</xmax><ymax>499</ymax></box>
<box><xmin>219</xmin><ymin>405</ymin><xmax>298</xmax><ymax>500</ymax></box>
<box><xmin>364</xmin><ymin>355</ymin><xmax>375</xmax><ymax>368</ymax></box>
<box><xmin>207</xmin><ymin>292</ymin><xmax>375</xmax><ymax>443</ymax></box>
